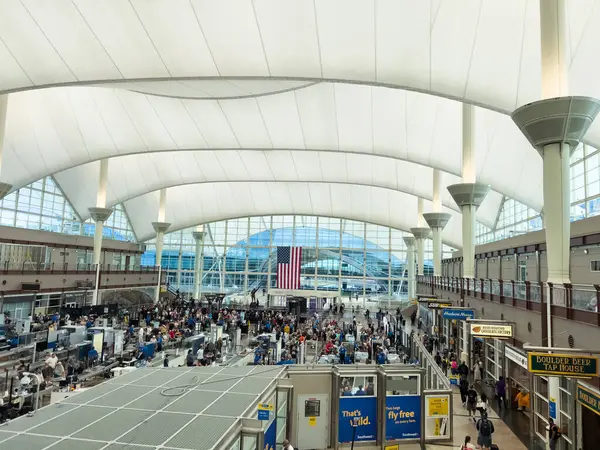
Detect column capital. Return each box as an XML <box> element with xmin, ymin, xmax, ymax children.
<box><xmin>511</xmin><ymin>96</ymin><xmax>600</xmax><ymax>156</ymax></box>
<box><xmin>192</xmin><ymin>231</ymin><xmax>206</xmax><ymax>241</ymax></box>
<box><xmin>88</xmin><ymin>207</ymin><xmax>113</xmax><ymax>222</ymax></box>
<box><xmin>422</xmin><ymin>212</ymin><xmax>451</xmax><ymax>230</ymax></box>
<box><xmin>403</xmin><ymin>236</ymin><xmax>415</xmax><ymax>248</ymax></box>
<box><xmin>0</xmin><ymin>182</ymin><xmax>12</xmax><ymax>200</ymax></box>
<box><xmin>447</xmin><ymin>183</ymin><xmax>490</xmax><ymax>208</ymax></box>
<box><xmin>152</xmin><ymin>221</ymin><xmax>171</xmax><ymax>234</ymax></box>
<box><xmin>410</xmin><ymin>227</ymin><xmax>431</xmax><ymax>240</ymax></box>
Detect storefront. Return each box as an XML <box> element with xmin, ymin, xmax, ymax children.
<box><xmin>577</xmin><ymin>383</ymin><xmax>600</xmax><ymax>450</ymax></box>
<box><xmin>504</xmin><ymin>345</ymin><xmax>529</xmax><ymax>403</ymax></box>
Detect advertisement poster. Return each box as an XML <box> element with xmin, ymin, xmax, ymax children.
<box><xmin>385</xmin><ymin>395</ymin><xmax>421</xmax><ymax>440</ymax></box>
<box><xmin>264</xmin><ymin>418</ymin><xmax>277</xmax><ymax>450</ymax></box>
<box><xmin>424</xmin><ymin>394</ymin><xmax>450</xmax><ymax>439</ymax></box>
<box><xmin>338</xmin><ymin>397</ymin><xmax>377</xmax><ymax>443</ymax></box>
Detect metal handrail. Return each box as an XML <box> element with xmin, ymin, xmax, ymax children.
<box><xmin>413</xmin><ymin>335</ymin><xmax>451</xmax><ymax>390</ymax></box>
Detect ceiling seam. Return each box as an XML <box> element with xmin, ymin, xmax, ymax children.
<box><xmin>513</xmin><ymin>0</ymin><xmax>528</xmax><ymax>110</ymax></box>
<box><xmin>127</xmin><ymin>0</ymin><xmax>172</xmax><ymax>77</ymax></box>
<box><xmin>180</xmin><ymin>100</ymin><xmax>211</xmax><ymax>148</ymax></box>
<box><xmin>20</xmin><ymin>0</ymin><xmax>79</xmax><ymax>82</ymax></box>
<box><xmin>461</xmin><ymin>0</ymin><xmax>483</xmax><ymax>99</ymax></box>
<box><xmin>0</xmin><ymin>31</ymin><xmax>34</xmax><ymax>86</ymax></box>
<box><xmin>216</xmin><ymin>100</ymin><xmax>242</xmax><ymax>149</ymax></box>
<box><xmin>70</xmin><ymin>0</ymin><xmax>125</xmax><ymax>79</ymax></box>
<box><xmin>187</xmin><ymin>0</ymin><xmax>221</xmax><ymax>76</ymax></box>
<box><xmin>250</xmin><ymin>0</ymin><xmax>272</xmax><ymax>76</ymax></box>
<box><xmin>312</xmin><ymin>0</ymin><xmax>324</xmax><ymax>78</ymax></box>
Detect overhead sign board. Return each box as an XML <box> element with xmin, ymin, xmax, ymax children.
<box><xmin>528</xmin><ymin>352</ymin><xmax>598</xmax><ymax>377</ymax></box>
<box><xmin>417</xmin><ymin>294</ymin><xmax>437</xmax><ymax>299</ymax></box>
<box><xmin>442</xmin><ymin>309</ymin><xmax>474</xmax><ymax>320</ymax></box>
<box><xmin>257</xmin><ymin>403</ymin><xmax>274</xmax><ymax>420</ymax></box>
<box><xmin>469</xmin><ymin>323</ymin><xmax>513</xmax><ymax>339</ymax></box>
<box><xmin>577</xmin><ymin>385</ymin><xmax>600</xmax><ymax>416</ymax></box>
<box><xmin>419</xmin><ymin>300</ymin><xmax>453</xmax><ymax>309</ymax></box>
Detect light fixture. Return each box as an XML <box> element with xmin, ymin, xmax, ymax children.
<box><xmin>584</xmin><ymin>249</ymin><xmax>589</xmax><ymax>254</ymax></box>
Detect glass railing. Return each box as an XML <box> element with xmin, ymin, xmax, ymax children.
<box><xmin>412</xmin><ymin>334</ymin><xmax>451</xmax><ymax>390</ymax></box>
<box><xmin>417</xmin><ymin>276</ymin><xmax>597</xmax><ymax>313</ymax></box>
<box><xmin>0</xmin><ymin>261</ymin><xmax>160</xmax><ymax>273</ymax></box>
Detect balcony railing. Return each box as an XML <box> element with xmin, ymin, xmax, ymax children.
<box><xmin>417</xmin><ymin>275</ymin><xmax>600</xmax><ymax>325</ymax></box>
<box><xmin>0</xmin><ymin>261</ymin><xmax>160</xmax><ymax>275</ymax></box>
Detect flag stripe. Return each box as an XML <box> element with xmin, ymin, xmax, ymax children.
<box><xmin>276</xmin><ymin>246</ymin><xmax>302</xmax><ymax>289</ymax></box>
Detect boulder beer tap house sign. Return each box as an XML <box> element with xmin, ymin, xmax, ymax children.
<box><xmin>528</xmin><ymin>353</ymin><xmax>599</xmax><ymax>378</ymax></box>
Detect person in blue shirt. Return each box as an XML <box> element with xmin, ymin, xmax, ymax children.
<box><xmin>342</xmin><ymin>386</ymin><xmax>353</xmax><ymax>396</ymax></box>
<box><xmin>355</xmin><ymin>385</ymin><xmax>365</xmax><ymax>396</ymax></box>
<box><xmin>339</xmin><ymin>346</ymin><xmax>346</xmax><ymax>364</ymax></box>
<box><xmin>88</xmin><ymin>348</ymin><xmax>99</xmax><ymax>365</ymax></box>
<box><xmin>85</xmin><ymin>319</ymin><xmax>93</xmax><ymax>328</ymax></box>
<box><xmin>377</xmin><ymin>351</ymin><xmax>386</xmax><ymax>365</ymax></box>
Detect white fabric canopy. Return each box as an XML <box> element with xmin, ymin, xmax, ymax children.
<box><xmin>125</xmin><ymin>182</ymin><xmax>465</xmax><ymax>247</ymax></box>
<box><xmin>3</xmin><ymin>0</ymin><xmax>599</xmax><ymax>244</ymax></box>
<box><xmin>5</xmin><ymin>84</ymin><xmax>539</xmax><ymax>218</ymax></box>
<box><xmin>53</xmin><ymin>150</ymin><xmax>505</xmax><ymax>229</ymax></box>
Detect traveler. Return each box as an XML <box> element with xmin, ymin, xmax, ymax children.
<box><xmin>458</xmin><ymin>361</ymin><xmax>469</xmax><ymax>378</ymax></box>
<box><xmin>495</xmin><ymin>376</ymin><xmax>507</xmax><ymax>409</ymax></box>
<box><xmin>548</xmin><ymin>417</ymin><xmax>561</xmax><ymax>450</ymax></box>
<box><xmin>460</xmin><ymin>435</ymin><xmax>476</xmax><ymax>450</ymax></box>
<box><xmin>477</xmin><ymin>392</ymin><xmax>489</xmax><ymax>418</ymax></box>
<box><xmin>515</xmin><ymin>388</ymin><xmax>530</xmax><ymax>411</ymax></box>
<box><xmin>282</xmin><ymin>439</ymin><xmax>294</xmax><ymax>450</ymax></box>
<box><xmin>466</xmin><ymin>384</ymin><xmax>478</xmax><ymax>421</ymax></box>
<box><xmin>459</xmin><ymin>376</ymin><xmax>469</xmax><ymax>406</ymax></box>
<box><xmin>163</xmin><ymin>355</ymin><xmax>169</xmax><ymax>368</ymax></box>
<box><xmin>476</xmin><ymin>412</ymin><xmax>495</xmax><ymax>450</ymax></box>
<box><xmin>186</xmin><ymin>349</ymin><xmax>195</xmax><ymax>367</ymax></box>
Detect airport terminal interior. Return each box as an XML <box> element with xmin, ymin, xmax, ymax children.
<box><xmin>1</xmin><ymin>1</ymin><xmax>600</xmax><ymax>449</ymax></box>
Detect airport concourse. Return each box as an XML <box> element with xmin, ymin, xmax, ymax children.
<box><xmin>2</xmin><ymin>1</ymin><xmax>600</xmax><ymax>449</ymax></box>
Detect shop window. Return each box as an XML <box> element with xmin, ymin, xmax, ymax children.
<box><xmin>535</xmin><ymin>395</ymin><xmax>549</xmax><ymax>418</ymax></box>
<box><xmin>534</xmin><ymin>413</ymin><xmax>548</xmax><ymax>441</ymax></box>
<box><xmin>386</xmin><ymin>375</ymin><xmax>419</xmax><ymax>396</ymax></box>
<box><xmin>340</xmin><ymin>376</ymin><xmax>376</xmax><ymax>396</ymax></box>
<box><xmin>535</xmin><ymin>376</ymin><xmax>549</xmax><ymax>398</ymax></box>
<box><xmin>591</xmin><ymin>260</ymin><xmax>600</xmax><ymax>272</ymax></box>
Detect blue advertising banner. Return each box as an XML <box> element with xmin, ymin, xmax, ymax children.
<box><xmin>264</xmin><ymin>418</ymin><xmax>277</xmax><ymax>450</ymax></box>
<box><xmin>338</xmin><ymin>397</ymin><xmax>377</xmax><ymax>443</ymax></box>
<box><xmin>442</xmin><ymin>308</ymin><xmax>475</xmax><ymax>320</ymax></box>
<box><xmin>549</xmin><ymin>397</ymin><xmax>557</xmax><ymax>420</ymax></box>
<box><xmin>385</xmin><ymin>395</ymin><xmax>422</xmax><ymax>440</ymax></box>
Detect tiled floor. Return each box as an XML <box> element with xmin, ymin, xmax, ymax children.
<box><xmin>425</xmin><ymin>389</ymin><xmax>528</xmax><ymax>449</ymax></box>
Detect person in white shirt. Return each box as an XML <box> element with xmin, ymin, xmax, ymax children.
<box><xmin>45</xmin><ymin>353</ymin><xmax>58</xmax><ymax>370</ymax></box>
<box><xmin>282</xmin><ymin>439</ymin><xmax>294</xmax><ymax>450</ymax></box>
<box><xmin>460</xmin><ymin>435</ymin><xmax>477</xmax><ymax>449</ymax></box>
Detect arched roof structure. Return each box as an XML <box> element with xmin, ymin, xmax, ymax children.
<box><xmin>0</xmin><ymin>0</ymin><xmax>598</xmax><ymax>246</ymax></box>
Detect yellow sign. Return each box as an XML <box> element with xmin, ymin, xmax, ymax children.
<box><xmin>528</xmin><ymin>352</ymin><xmax>598</xmax><ymax>377</ymax></box>
<box><xmin>308</xmin><ymin>416</ymin><xmax>316</xmax><ymax>426</ymax></box>
<box><xmin>384</xmin><ymin>445</ymin><xmax>399</xmax><ymax>450</ymax></box>
<box><xmin>258</xmin><ymin>403</ymin><xmax>274</xmax><ymax>411</ymax></box>
<box><xmin>427</xmin><ymin>397</ymin><xmax>449</xmax><ymax>416</ymax></box>
<box><xmin>434</xmin><ymin>418</ymin><xmax>441</xmax><ymax>436</ymax></box>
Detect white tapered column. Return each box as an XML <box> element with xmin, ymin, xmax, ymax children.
<box><xmin>423</xmin><ymin>170</ymin><xmax>450</xmax><ymax>276</ymax></box>
<box><xmin>152</xmin><ymin>189</ymin><xmax>170</xmax><ymax>303</ymax></box>
<box><xmin>0</xmin><ymin>96</ymin><xmax>12</xmax><ymax>200</ymax></box>
<box><xmin>89</xmin><ymin>159</ymin><xmax>113</xmax><ymax>306</ymax></box>
<box><xmin>403</xmin><ymin>237</ymin><xmax>416</xmax><ymax>301</ymax></box>
<box><xmin>193</xmin><ymin>225</ymin><xmax>205</xmax><ymax>299</ymax></box>
<box><xmin>448</xmin><ymin>104</ymin><xmax>490</xmax><ymax>279</ymax></box>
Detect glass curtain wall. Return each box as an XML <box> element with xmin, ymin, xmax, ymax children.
<box><xmin>476</xmin><ymin>143</ymin><xmax>600</xmax><ymax>245</ymax></box>
<box><xmin>0</xmin><ymin>176</ymin><xmax>136</xmax><ymax>242</ymax></box>
<box><xmin>141</xmin><ymin>215</ymin><xmax>455</xmax><ymax>297</ymax></box>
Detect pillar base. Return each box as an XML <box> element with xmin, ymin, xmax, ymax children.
<box><xmin>410</xmin><ymin>227</ymin><xmax>431</xmax><ymax>240</ymax></box>
<box><xmin>447</xmin><ymin>183</ymin><xmax>490</xmax><ymax>208</ymax></box>
<box><xmin>0</xmin><ymin>182</ymin><xmax>12</xmax><ymax>200</ymax></box>
<box><xmin>422</xmin><ymin>212</ymin><xmax>451</xmax><ymax>230</ymax></box>
<box><xmin>88</xmin><ymin>207</ymin><xmax>114</xmax><ymax>223</ymax></box>
<box><xmin>192</xmin><ymin>231</ymin><xmax>205</xmax><ymax>241</ymax></box>
<box><xmin>403</xmin><ymin>236</ymin><xmax>415</xmax><ymax>247</ymax></box>
<box><xmin>152</xmin><ymin>221</ymin><xmax>171</xmax><ymax>234</ymax></box>
<box><xmin>511</xmin><ymin>96</ymin><xmax>600</xmax><ymax>155</ymax></box>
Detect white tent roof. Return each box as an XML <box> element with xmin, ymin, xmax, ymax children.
<box><xmin>125</xmin><ymin>182</ymin><xmax>465</xmax><ymax>247</ymax></box>
<box><xmin>0</xmin><ymin>0</ymin><xmax>598</xmax><ymax>245</ymax></box>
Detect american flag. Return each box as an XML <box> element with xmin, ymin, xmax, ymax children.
<box><xmin>276</xmin><ymin>246</ymin><xmax>302</xmax><ymax>289</ymax></box>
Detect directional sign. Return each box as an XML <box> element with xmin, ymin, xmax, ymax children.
<box><xmin>418</xmin><ymin>300</ymin><xmax>453</xmax><ymax>309</ymax></box>
<box><xmin>470</xmin><ymin>323</ymin><xmax>513</xmax><ymax>339</ymax></box>
<box><xmin>528</xmin><ymin>352</ymin><xmax>598</xmax><ymax>377</ymax></box>
<box><xmin>257</xmin><ymin>403</ymin><xmax>274</xmax><ymax>420</ymax></box>
<box><xmin>578</xmin><ymin>385</ymin><xmax>600</xmax><ymax>416</ymax></box>
<box><xmin>442</xmin><ymin>309</ymin><xmax>475</xmax><ymax>320</ymax></box>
